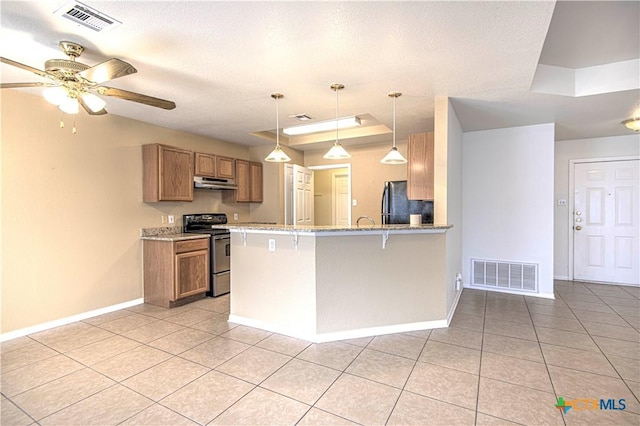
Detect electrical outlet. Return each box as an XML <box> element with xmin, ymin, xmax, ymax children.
<box><xmin>557</xmin><ymin>199</ymin><xmax>567</xmax><ymax>206</ymax></box>
<box><xmin>268</xmin><ymin>239</ymin><xmax>276</xmax><ymax>252</ymax></box>
<box><xmin>161</xmin><ymin>215</ymin><xmax>167</xmax><ymax>224</ymax></box>
<box><xmin>168</xmin><ymin>215</ymin><xmax>175</xmax><ymax>224</ymax></box>
<box><xmin>352</xmin><ymin>199</ymin><xmax>357</xmax><ymax>206</ymax></box>
<box><xmin>233</xmin><ymin>213</ymin><xmax>239</xmax><ymax>220</ymax></box>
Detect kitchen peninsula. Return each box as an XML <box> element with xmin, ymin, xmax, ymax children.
<box><xmin>223</xmin><ymin>223</ymin><xmax>453</xmax><ymax>342</ymax></box>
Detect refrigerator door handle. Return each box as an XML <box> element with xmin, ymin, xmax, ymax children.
<box><xmin>381</xmin><ymin>184</ymin><xmax>388</xmax><ymax>225</ymax></box>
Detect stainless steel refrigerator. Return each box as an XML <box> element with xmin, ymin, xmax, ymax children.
<box><xmin>381</xmin><ymin>180</ymin><xmax>434</xmax><ymax>224</ymax></box>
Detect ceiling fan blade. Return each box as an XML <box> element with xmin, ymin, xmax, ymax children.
<box><xmin>79</xmin><ymin>97</ymin><xmax>107</xmax><ymax>115</ymax></box>
<box><xmin>1</xmin><ymin>57</ymin><xmax>50</xmax><ymax>79</ymax></box>
<box><xmin>96</xmin><ymin>86</ymin><xmax>176</xmax><ymax>110</ymax></box>
<box><xmin>1</xmin><ymin>82</ymin><xmax>55</xmax><ymax>89</ymax></box>
<box><xmin>79</xmin><ymin>59</ymin><xmax>137</xmax><ymax>84</ymax></box>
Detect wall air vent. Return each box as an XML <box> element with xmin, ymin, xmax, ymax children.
<box><xmin>471</xmin><ymin>259</ymin><xmax>538</xmax><ymax>293</ymax></box>
<box><xmin>54</xmin><ymin>1</ymin><xmax>121</xmax><ymax>32</ymax></box>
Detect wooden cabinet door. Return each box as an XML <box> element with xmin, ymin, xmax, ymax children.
<box><xmin>174</xmin><ymin>249</ymin><xmax>209</xmax><ymax>300</ymax></box>
<box><xmin>194</xmin><ymin>152</ymin><xmax>217</xmax><ymax>177</ymax></box>
<box><xmin>217</xmin><ymin>156</ymin><xmax>236</xmax><ymax>179</ymax></box>
<box><xmin>235</xmin><ymin>160</ymin><xmax>251</xmax><ymax>202</ymax></box>
<box><xmin>407</xmin><ymin>132</ymin><xmax>434</xmax><ymax>200</ymax></box>
<box><xmin>250</xmin><ymin>162</ymin><xmax>263</xmax><ymax>202</ymax></box>
<box><xmin>159</xmin><ymin>146</ymin><xmax>194</xmax><ymax>201</ymax></box>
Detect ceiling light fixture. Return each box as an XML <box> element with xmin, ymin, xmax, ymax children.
<box><xmin>283</xmin><ymin>116</ymin><xmax>360</xmax><ymax>136</ymax></box>
<box><xmin>622</xmin><ymin>102</ymin><xmax>640</xmax><ymax>132</ymax></box>
<box><xmin>381</xmin><ymin>92</ymin><xmax>407</xmax><ymax>164</ymax></box>
<box><xmin>43</xmin><ymin>86</ymin><xmax>106</xmax><ymax>114</ymax></box>
<box><xmin>265</xmin><ymin>93</ymin><xmax>291</xmax><ymax>163</ymax></box>
<box><xmin>323</xmin><ymin>83</ymin><xmax>351</xmax><ymax>160</ymax></box>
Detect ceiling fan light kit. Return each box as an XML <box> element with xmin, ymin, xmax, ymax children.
<box><xmin>381</xmin><ymin>91</ymin><xmax>407</xmax><ymax>164</ymax></box>
<box><xmin>265</xmin><ymin>93</ymin><xmax>291</xmax><ymax>163</ymax></box>
<box><xmin>622</xmin><ymin>118</ymin><xmax>640</xmax><ymax>131</ymax></box>
<box><xmin>323</xmin><ymin>83</ymin><xmax>352</xmax><ymax>160</ymax></box>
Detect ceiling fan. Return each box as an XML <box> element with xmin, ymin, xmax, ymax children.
<box><xmin>0</xmin><ymin>41</ymin><xmax>176</xmax><ymax>115</ymax></box>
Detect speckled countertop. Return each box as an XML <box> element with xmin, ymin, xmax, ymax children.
<box><xmin>214</xmin><ymin>223</ymin><xmax>452</xmax><ymax>233</ymax></box>
<box><xmin>139</xmin><ymin>226</ymin><xmax>211</xmax><ymax>241</ymax></box>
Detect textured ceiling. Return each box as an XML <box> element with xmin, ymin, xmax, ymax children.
<box><xmin>1</xmin><ymin>1</ymin><xmax>638</xmax><ymax>150</ymax></box>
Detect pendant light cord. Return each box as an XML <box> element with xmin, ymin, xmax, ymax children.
<box><xmin>276</xmin><ymin>95</ymin><xmax>280</xmax><ymax>148</ymax></box>
<box><xmin>392</xmin><ymin>95</ymin><xmax>396</xmax><ymax>149</ymax></box>
<box><xmin>335</xmin><ymin>86</ymin><xmax>339</xmax><ymax>144</ymax></box>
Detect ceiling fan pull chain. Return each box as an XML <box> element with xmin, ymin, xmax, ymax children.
<box><xmin>72</xmin><ymin>116</ymin><xmax>77</xmax><ymax>134</ymax></box>
<box><xmin>60</xmin><ymin>112</ymin><xmax>65</xmax><ymax>129</ymax></box>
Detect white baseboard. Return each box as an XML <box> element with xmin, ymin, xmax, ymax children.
<box><xmin>0</xmin><ymin>298</ymin><xmax>144</xmax><ymax>342</ymax></box>
<box><xmin>446</xmin><ymin>289</ymin><xmax>463</xmax><ymax>325</ymax></box>
<box><xmin>228</xmin><ymin>314</ymin><xmax>448</xmax><ymax>343</ymax></box>
<box><xmin>465</xmin><ymin>284</ymin><xmax>555</xmax><ymax>300</ymax></box>
<box><xmin>554</xmin><ymin>275</ymin><xmax>570</xmax><ymax>281</ymax></box>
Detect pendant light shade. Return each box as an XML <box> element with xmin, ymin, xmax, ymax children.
<box><xmin>381</xmin><ymin>92</ymin><xmax>407</xmax><ymax>164</ymax></box>
<box><xmin>265</xmin><ymin>93</ymin><xmax>291</xmax><ymax>163</ymax></box>
<box><xmin>622</xmin><ymin>102</ymin><xmax>640</xmax><ymax>132</ymax></box>
<box><xmin>324</xmin><ymin>83</ymin><xmax>352</xmax><ymax>160</ymax></box>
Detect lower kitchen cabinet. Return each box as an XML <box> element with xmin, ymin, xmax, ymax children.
<box><xmin>143</xmin><ymin>237</ymin><xmax>210</xmax><ymax>307</ymax></box>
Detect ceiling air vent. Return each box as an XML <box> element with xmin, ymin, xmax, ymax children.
<box><xmin>53</xmin><ymin>1</ymin><xmax>121</xmax><ymax>32</ymax></box>
<box><xmin>290</xmin><ymin>114</ymin><xmax>313</xmax><ymax>121</ymax></box>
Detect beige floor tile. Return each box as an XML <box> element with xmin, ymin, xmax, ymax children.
<box><xmin>178</xmin><ymin>335</ymin><xmax>250</xmax><ymax>369</ymax></box>
<box><xmin>219</xmin><ymin>325</ymin><xmax>272</xmax><ymax>344</ymax></box>
<box><xmin>485</xmin><ymin>308</ymin><xmax>532</xmax><ymax>326</ymax></box>
<box><xmin>340</xmin><ymin>335</ymin><xmax>374</xmax><ymax>347</ymax></box>
<box><xmin>387</xmin><ymin>390</ymin><xmax>475</xmax><ymax>425</ymax></box>
<box><xmin>296</xmin><ymin>341</ymin><xmax>363</xmax><ymax>370</ymax></box>
<box><xmin>297</xmin><ymin>407</ymin><xmax>358</xmax><ymax>425</ymax></box>
<box><xmin>94</xmin><ymin>313</ymin><xmax>157</xmax><ymax>334</ymax></box>
<box><xmin>565</xmin><ymin>300</ymin><xmax>615</xmax><ymax>314</ymax></box>
<box><xmin>121</xmin><ymin>320</ymin><xmax>185</xmax><ymax>343</ymax></box>
<box><xmin>608</xmin><ymin>355</ymin><xmax>640</xmax><ymax>382</ymax></box>
<box><xmin>91</xmin><ymin>345</ymin><xmax>172</xmax><ymax>382</ymax></box>
<box><xmin>315</xmin><ymin>373</ymin><xmax>400</xmax><ymax>425</ymax></box>
<box><xmin>345</xmin><ymin>348</ymin><xmax>415</xmax><ymax>388</ymax></box>
<box><xmin>600</xmin><ymin>296</ymin><xmax>640</xmax><ymax>308</ymax></box>
<box><xmin>482</xmin><ymin>333</ymin><xmax>544</xmax><ymax>362</ymax></box>
<box><xmin>147</xmin><ymin>327</ymin><xmax>214</xmax><ymax>355</ymax></box>
<box><xmin>475</xmin><ymin>412</ymin><xmax>522</xmax><ymax>425</ymax></box>
<box><xmin>429</xmin><ymin>327</ymin><xmax>484</xmax><ymax>350</ymax></box>
<box><xmin>125</xmin><ymin>303</ymin><xmax>169</xmax><ymax>316</ymax></box>
<box><xmin>628</xmin><ymin>380</ymin><xmax>640</xmax><ymax>401</ymax></box>
<box><xmin>611</xmin><ymin>305</ymin><xmax>640</xmax><ymax>317</ymax></box>
<box><xmin>405</xmin><ymin>362</ymin><xmax>478</xmax><ymax>410</ymax></box>
<box><xmin>548</xmin><ymin>365</ymin><xmax>640</xmax><ymax>414</ymax></box>
<box><xmin>1</xmin><ymin>354</ymin><xmax>84</xmax><ymax>397</ymax></box>
<box><xmin>122</xmin><ymin>357</ymin><xmax>209</xmax><ymax>401</ymax></box>
<box><xmin>163</xmin><ymin>308</ymin><xmax>218</xmax><ymax>327</ymax></box>
<box><xmin>256</xmin><ymin>333</ymin><xmax>312</xmax><ymax>356</ymax></box>
<box><xmin>29</xmin><ymin>322</ymin><xmax>115</xmax><ymax>353</ymax></box>
<box><xmin>1</xmin><ymin>395</ymin><xmax>35</xmax><ymax>426</ymax></box>
<box><xmin>527</xmin><ymin>303</ymin><xmax>577</xmax><ymax>319</ymax></box>
<box><xmin>1</xmin><ymin>340</ymin><xmax>59</xmax><ymax>374</ymax></box>
<box><xmin>120</xmin><ymin>403</ymin><xmax>198</xmax><ymax>425</ymax></box>
<box><xmin>484</xmin><ymin>318</ymin><xmax>537</xmax><ymax>341</ymax></box>
<box><xmin>1</xmin><ymin>336</ymin><xmax>37</xmax><ymax>354</ymax></box>
<box><xmin>261</xmin><ymin>358</ymin><xmax>340</xmax><ymax>405</ymax></box>
<box><xmin>418</xmin><ymin>340</ymin><xmax>481</xmax><ymax>374</ymax></box>
<box><xmin>210</xmin><ymin>386</ymin><xmax>309</xmax><ymax>425</ymax></box>
<box><xmin>452</xmin><ymin>304</ymin><xmax>486</xmax><ymax>318</ymax></box>
<box><xmin>593</xmin><ymin>335</ymin><xmax>640</xmax><ymax>360</ymax></box>
<box><xmin>11</xmin><ymin>368</ymin><xmax>114</xmax><ymax>420</ymax></box>
<box><xmin>39</xmin><ymin>384</ymin><xmax>152</xmax><ymax>425</ymax></box>
<box><xmin>367</xmin><ymin>333</ymin><xmax>426</xmax><ymax>360</ymax></box>
<box><xmin>82</xmin><ymin>309</ymin><xmax>135</xmax><ymax>326</ymax></box>
<box><xmin>562</xmin><ymin>406</ymin><xmax>640</xmax><ymax>426</ymax></box>
<box><xmin>558</xmin><ymin>291</ymin><xmax>602</xmax><ymax>303</ymax></box>
<box><xmin>478</xmin><ymin>377</ymin><xmax>562</xmax><ymax>425</ymax></box>
<box><xmin>160</xmin><ymin>370</ymin><xmax>253</xmax><ymax>424</ymax></box>
<box><xmin>525</xmin><ymin>295</ymin><xmax>568</xmax><ymax>307</ymax></box>
<box><xmin>531</xmin><ymin>313</ymin><xmax>587</xmax><ymax>333</ymax></box>
<box><xmin>536</xmin><ymin>326</ymin><xmax>600</xmax><ymax>351</ymax></box>
<box><xmin>190</xmin><ymin>315</ymin><xmax>238</xmax><ymax>335</ymax></box>
<box><xmin>540</xmin><ymin>343</ymin><xmax>619</xmax><ymax>377</ymax></box>
<box><xmin>189</xmin><ymin>295</ymin><xmax>230</xmax><ymax>313</ymax></box>
<box><xmin>623</xmin><ymin>315</ymin><xmax>640</xmax><ymax>331</ymax></box>
<box><xmin>403</xmin><ymin>329</ymin><xmax>433</xmax><ymax>339</ymax></box>
<box><xmin>572</xmin><ymin>309</ymin><xmax>630</xmax><ymax>327</ymax></box>
<box><xmin>480</xmin><ymin>351</ymin><xmax>553</xmax><ymax>392</ymax></box>
<box><xmin>450</xmin><ymin>313</ymin><xmax>485</xmax><ymax>332</ymax></box>
<box><xmin>583</xmin><ymin>321</ymin><xmax>640</xmax><ymax>342</ymax></box>
<box><xmin>215</xmin><ymin>346</ymin><xmax>291</xmax><ymax>384</ymax></box>
<box><xmin>140</xmin><ymin>303</ymin><xmax>198</xmax><ymax>320</ymax></box>
<box><xmin>65</xmin><ymin>335</ymin><xmax>140</xmax><ymax>365</ymax></box>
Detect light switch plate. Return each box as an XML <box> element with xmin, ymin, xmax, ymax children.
<box><xmin>268</xmin><ymin>239</ymin><xmax>276</xmax><ymax>251</ymax></box>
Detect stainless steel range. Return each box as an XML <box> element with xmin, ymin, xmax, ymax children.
<box><xmin>183</xmin><ymin>213</ymin><xmax>230</xmax><ymax>297</ymax></box>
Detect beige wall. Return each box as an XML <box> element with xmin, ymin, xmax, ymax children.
<box><xmin>0</xmin><ymin>90</ymin><xmax>261</xmax><ymax>333</ymax></box>
<box><xmin>303</xmin><ymin>143</ymin><xmax>408</xmax><ymax>224</ymax></box>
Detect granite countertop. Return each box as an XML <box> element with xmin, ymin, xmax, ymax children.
<box><xmin>215</xmin><ymin>223</ymin><xmax>452</xmax><ymax>233</ymax></box>
<box><xmin>139</xmin><ymin>225</ymin><xmax>211</xmax><ymax>241</ymax></box>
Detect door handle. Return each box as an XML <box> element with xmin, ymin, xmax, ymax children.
<box><xmin>575</xmin><ymin>226</ymin><xmax>582</xmax><ymax>231</ymax></box>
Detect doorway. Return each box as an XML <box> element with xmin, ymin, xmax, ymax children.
<box><xmin>571</xmin><ymin>158</ymin><xmax>639</xmax><ymax>285</ymax></box>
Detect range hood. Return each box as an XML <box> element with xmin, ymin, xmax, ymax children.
<box><xmin>194</xmin><ymin>176</ymin><xmax>238</xmax><ymax>190</ymax></box>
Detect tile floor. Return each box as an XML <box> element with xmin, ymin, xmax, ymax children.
<box><xmin>1</xmin><ymin>280</ymin><xmax>639</xmax><ymax>425</ymax></box>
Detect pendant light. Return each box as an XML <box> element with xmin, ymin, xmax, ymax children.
<box><xmin>265</xmin><ymin>93</ymin><xmax>291</xmax><ymax>163</ymax></box>
<box><xmin>381</xmin><ymin>92</ymin><xmax>407</xmax><ymax>164</ymax></box>
<box><xmin>622</xmin><ymin>101</ymin><xmax>640</xmax><ymax>132</ymax></box>
<box><xmin>323</xmin><ymin>83</ymin><xmax>352</xmax><ymax>160</ymax></box>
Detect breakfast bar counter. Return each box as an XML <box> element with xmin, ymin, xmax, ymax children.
<box><xmin>222</xmin><ymin>223</ymin><xmax>453</xmax><ymax>342</ymax></box>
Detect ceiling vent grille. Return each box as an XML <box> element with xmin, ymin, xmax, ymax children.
<box><xmin>471</xmin><ymin>259</ymin><xmax>538</xmax><ymax>293</ymax></box>
<box><xmin>54</xmin><ymin>1</ymin><xmax>121</xmax><ymax>32</ymax></box>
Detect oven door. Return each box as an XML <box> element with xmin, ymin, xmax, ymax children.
<box><xmin>213</xmin><ymin>235</ymin><xmax>230</xmax><ymax>273</ymax></box>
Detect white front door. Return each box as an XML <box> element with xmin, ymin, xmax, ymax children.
<box><xmin>293</xmin><ymin>165</ymin><xmax>314</xmax><ymax>225</ymax></box>
<box><xmin>333</xmin><ymin>173</ymin><xmax>350</xmax><ymax>226</ymax></box>
<box><xmin>573</xmin><ymin>160</ymin><xmax>639</xmax><ymax>285</ymax></box>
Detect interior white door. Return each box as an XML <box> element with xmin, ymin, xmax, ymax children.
<box><xmin>293</xmin><ymin>165</ymin><xmax>314</xmax><ymax>225</ymax></box>
<box><xmin>333</xmin><ymin>174</ymin><xmax>350</xmax><ymax>226</ymax></box>
<box><xmin>573</xmin><ymin>160</ymin><xmax>639</xmax><ymax>285</ymax></box>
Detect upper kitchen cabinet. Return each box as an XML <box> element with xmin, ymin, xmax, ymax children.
<box><xmin>407</xmin><ymin>132</ymin><xmax>434</xmax><ymax>200</ymax></box>
<box><xmin>227</xmin><ymin>159</ymin><xmax>263</xmax><ymax>203</ymax></box>
<box><xmin>143</xmin><ymin>144</ymin><xmax>194</xmax><ymax>202</ymax></box>
<box><xmin>194</xmin><ymin>153</ymin><xmax>236</xmax><ymax>179</ymax></box>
